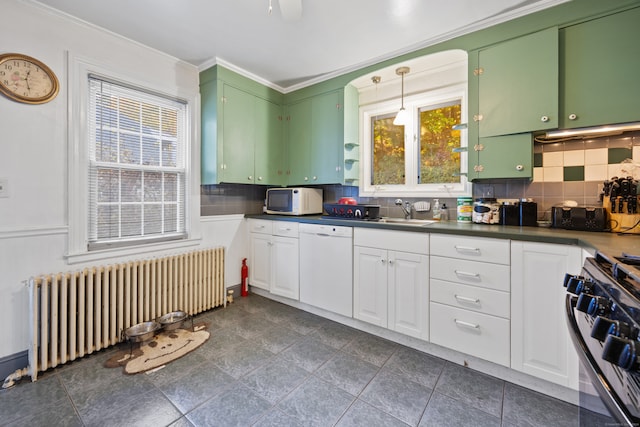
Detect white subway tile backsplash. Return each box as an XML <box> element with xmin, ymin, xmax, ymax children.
<box><xmin>543</xmin><ymin>151</ymin><xmax>563</xmax><ymax>167</ymax></box>
<box><xmin>584</xmin><ymin>164</ymin><xmax>607</xmax><ymax>182</ymax></box>
<box><xmin>608</xmin><ymin>163</ymin><xmax>625</xmax><ymax>178</ymax></box>
<box><xmin>633</xmin><ymin>146</ymin><xmax>640</xmax><ymax>161</ymax></box>
<box><xmin>543</xmin><ymin>166</ymin><xmax>563</xmax><ymax>182</ymax></box>
<box><xmin>563</xmin><ymin>150</ymin><xmax>585</xmax><ymax>166</ymax></box>
<box><xmin>533</xmin><ymin>167</ymin><xmax>543</xmax><ymax>182</ymax></box>
<box><xmin>584</xmin><ymin>148</ymin><xmax>608</xmax><ymax>165</ymax></box>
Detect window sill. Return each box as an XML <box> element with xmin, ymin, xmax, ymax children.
<box><xmin>66</xmin><ymin>237</ymin><xmax>202</xmax><ymax>265</ymax></box>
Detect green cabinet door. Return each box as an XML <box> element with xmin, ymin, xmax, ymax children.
<box><xmin>477</xmin><ymin>27</ymin><xmax>558</xmax><ymax>137</ymax></box>
<box><xmin>560</xmin><ymin>7</ymin><xmax>640</xmax><ymax>128</ymax></box>
<box><xmin>201</xmin><ymin>79</ymin><xmax>218</xmax><ymax>185</ymax></box>
<box><xmin>255</xmin><ymin>97</ymin><xmax>284</xmax><ymax>185</ymax></box>
<box><xmin>311</xmin><ymin>89</ymin><xmax>344</xmax><ymax>184</ymax></box>
<box><xmin>286</xmin><ymin>98</ymin><xmax>312</xmax><ymax>184</ymax></box>
<box><xmin>221</xmin><ymin>84</ymin><xmax>255</xmax><ymax>183</ymax></box>
<box><xmin>469</xmin><ymin>133</ymin><xmax>533</xmax><ymax>180</ymax></box>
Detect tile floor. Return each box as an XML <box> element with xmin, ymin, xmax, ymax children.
<box><xmin>0</xmin><ymin>294</ymin><xmax>605</xmax><ymax>426</ymax></box>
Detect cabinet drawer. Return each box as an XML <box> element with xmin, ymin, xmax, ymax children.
<box><xmin>353</xmin><ymin>228</ymin><xmax>429</xmax><ymax>255</ymax></box>
<box><xmin>430</xmin><ymin>302</ymin><xmax>510</xmax><ymax>367</ymax></box>
<box><xmin>430</xmin><ymin>234</ymin><xmax>509</xmax><ymax>264</ymax></box>
<box><xmin>248</xmin><ymin>219</ymin><xmax>272</xmax><ymax>234</ymax></box>
<box><xmin>430</xmin><ymin>256</ymin><xmax>510</xmax><ymax>292</ymax></box>
<box><xmin>430</xmin><ymin>279</ymin><xmax>510</xmax><ymax>319</ymax></box>
<box><xmin>272</xmin><ymin>221</ymin><xmax>299</xmax><ymax>237</ymax></box>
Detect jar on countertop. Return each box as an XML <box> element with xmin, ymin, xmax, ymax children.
<box><xmin>473</xmin><ymin>198</ymin><xmax>500</xmax><ymax>224</ymax></box>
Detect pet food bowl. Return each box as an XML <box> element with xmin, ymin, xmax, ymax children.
<box><xmin>158</xmin><ymin>310</ymin><xmax>187</xmax><ymax>331</ymax></box>
<box><xmin>124</xmin><ymin>321</ymin><xmax>161</xmax><ymax>343</ymax></box>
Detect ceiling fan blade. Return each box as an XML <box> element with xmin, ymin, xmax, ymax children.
<box><xmin>278</xmin><ymin>0</ymin><xmax>302</xmax><ymax>21</ymax></box>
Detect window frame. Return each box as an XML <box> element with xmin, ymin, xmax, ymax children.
<box><xmin>360</xmin><ymin>83</ymin><xmax>471</xmax><ymax>198</ymax></box>
<box><xmin>67</xmin><ymin>53</ymin><xmax>200</xmax><ymax>264</ymax></box>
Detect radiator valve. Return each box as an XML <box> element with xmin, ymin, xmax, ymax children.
<box><xmin>227</xmin><ymin>289</ymin><xmax>234</xmax><ymax>304</ymax></box>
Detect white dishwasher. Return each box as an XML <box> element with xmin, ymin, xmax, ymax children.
<box><xmin>299</xmin><ymin>223</ymin><xmax>353</xmax><ymax>317</ymax></box>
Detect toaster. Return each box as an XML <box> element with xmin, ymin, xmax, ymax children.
<box><xmin>551</xmin><ymin>206</ymin><xmax>608</xmax><ymax>231</ymax></box>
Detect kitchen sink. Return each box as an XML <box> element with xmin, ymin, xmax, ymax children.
<box><xmin>378</xmin><ymin>218</ymin><xmax>436</xmax><ymax>226</ymax></box>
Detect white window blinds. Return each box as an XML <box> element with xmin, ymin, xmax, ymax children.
<box><xmin>88</xmin><ymin>76</ymin><xmax>187</xmax><ymax>249</ymax></box>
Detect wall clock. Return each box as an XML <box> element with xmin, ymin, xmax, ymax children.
<box><xmin>0</xmin><ymin>53</ymin><xmax>59</xmax><ymax>104</ymax></box>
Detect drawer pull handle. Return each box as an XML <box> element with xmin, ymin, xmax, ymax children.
<box><xmin>455</xmin><ymin>319</ymin><xmax>480</xmax><ymax>329</ymax></box>
<box><xmin>454</xmin><ymin>294</ymin><xmax>480</xmax><ymax>304</ymax></box>
<box><xmin>455</xmin><ymin>270</ymin><xmax>481</xmax><ymax>279</ymax></box>
<box><xmin>454</xmin><ymin>245</ymin><xmax>480</xmax><ymax>253</ymax></box>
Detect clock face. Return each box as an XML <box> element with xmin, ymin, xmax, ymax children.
<box><xmin>0</xmin><ymin>53</ymin><xmax>59</xmax><ymax>104</ymax></box>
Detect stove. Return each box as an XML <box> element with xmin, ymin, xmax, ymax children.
<box><xmin>565</xmin><ymin>251</ymin><xmax>640</xmax><ymax>426</ymax></box>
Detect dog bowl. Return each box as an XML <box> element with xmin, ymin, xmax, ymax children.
<box><xmin>124</xmin><ymin>321</ymin><xmax>161</xmax><ymax>343</ymax></box>
<box><xmin>158</xmin><ymin>310</ymin><xmax>187</xmax><ymax>331</ymax></box>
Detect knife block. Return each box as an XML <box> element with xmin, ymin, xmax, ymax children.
<box><xmin>604</xmin><ymin>197</ymin><xmax>640</xmax><ymax>234</ymax></box>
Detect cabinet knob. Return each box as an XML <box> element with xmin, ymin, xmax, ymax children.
<box><xmin>473</xmin><ymin>114</ymin><xmax>483</xmax><ymax>122</ymax></box>
<box><xmin>258</xmin><ymin>176</ymin><xmax>263</xmax><ymax>181</ymax></box>
<box><xmin>388</xmin><ymin>260</ymin><xmax>394</xmax><ymax>266</ymax></box>
<box><xmin>515</xmin><ymin>164</ymin><xmax>524</xmax><ymax>171</ymax></box>
<box><xmin>540</xmin><ymin>115</ymin><xmax>549</xmax><ymax>122</ymax></box>
<box><xmin>381</xmin><ymin>259</ymin><xmax>386</xmax><ymax>264</ymax></box>
<box><xmin>313</xmin><ymin>176</ymin><xmax>317</xmax><ymax>181</ymax></box>
<box><xmin>248</xmin><ymin>176</ymin><xmax>253</xmax><ymax>180</ymax></box>
<box><xmin>304</xmin><ymin>177</ymin><xmax>308</xmax><ymax>181</ymax></box>
<box><xmin>568</xmin><ymin>113</ymin><xmax>578</xmax><ymax>121</ymax></box>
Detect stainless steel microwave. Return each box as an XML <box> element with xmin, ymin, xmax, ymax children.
<box><xmin>265</xmin><ymin>188</ymin><xmax>323</xmax><ymax>215</ymax></box>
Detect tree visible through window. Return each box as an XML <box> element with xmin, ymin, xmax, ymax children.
<box><xmin>371</xmin><ymin>100</ymin><xmax>461</xmax><ymax>186</ymax></box>
<box><xmin>419</xmin><ymin>101</ymin><xmax>461</xmax><ymax>184</ymax></box>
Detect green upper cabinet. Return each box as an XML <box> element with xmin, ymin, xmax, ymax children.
<box><xmin>311</xmin><ymin>90</ymin><xmax>344</xmax><ymax>184</ymax></box>
<box><xmin>468</xmin><ymin>133</ymin><xmax>533</xmax><ymax>180</ymax></box>
<box><xmin>285</xmin><ymin>89</ymin><xmax>345</xmax><ymax>185</ymax></box>
<box><xmin>255</xmin><ymin>96</ymin><xmax>285</xmax><ymax>185</ymax></box>
<box><xmin>286</xmin><ymin>97</ymin><xmax>312</xmax><ymax>184</ymax></box>
<box><xmin>200</xmin><ymin>66</ymin><xmax>284</xmax><ymax>185</ymax></box>
<box><xmin>474</xmin><ymin>27</ymin><xmax>558</xmax><ymax>138</ymax></box>
<box><xmin>560</xmin><ymin>6</ymin><xmax>640</xmax><ymax>129</ymax></box>
<box><xmin>220</xmin><ymin>84</ymin><xmax>256</xmax><ymax>183</ymax></box>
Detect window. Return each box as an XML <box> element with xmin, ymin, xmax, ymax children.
<box><xmin>361</xmin><ymin>85</ymin><xmax>469</xmax><ymax>197</ymax></box>
<box><xmin>87</xmin><ymin>76</ymin><xmax>187</xmax><ymax>249</ymax></box>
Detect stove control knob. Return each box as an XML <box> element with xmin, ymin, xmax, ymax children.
<box><xmin>576</xmin><ymin>279</ymin><xmax>595</xmax><ymax>295</ymax></box>
<box><xmin>576</xmin><ymin>293</ymin><xmax>595</xmax><ymax>313</ymax></box>
<box><xmin>564</xmin><ymin>274</ymin><xmax>584</xmax><ymax>294</ymax></box>
<box><xmin>591</xmin><ymin>317</ymin><xmax>634</xmax><ymax>341</ymax></box>
<box><xmin>603</xmin><ymin>335</ymin><xmax>640</xmax><ymax>372</ymax></box>
<box><xmin>591</xmin><ymin>316</ymin><xmax>616</xmax><ymax>341</ymax></box>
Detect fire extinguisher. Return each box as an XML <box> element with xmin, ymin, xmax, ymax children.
<box><xmin>241</xmin><ymin>258</ymin><xmax>249</xmax><ymax>297</ymax></box>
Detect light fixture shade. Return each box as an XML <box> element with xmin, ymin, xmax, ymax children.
<box><xmin>393</xmin><ymin>107</ymin><xmax>409</xmax><ymax>126</ymax></box>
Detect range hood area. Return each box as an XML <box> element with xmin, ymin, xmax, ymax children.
<box><xmin>536</xmin><ymin>122</ymin><xmax>640</xmax><ymax>142</ymax></box>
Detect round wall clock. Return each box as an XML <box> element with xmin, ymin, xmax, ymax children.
<box><xmin>0</xmin><ymin>53</ymin><xmax>59</xmax><ymax>104</ymax></box>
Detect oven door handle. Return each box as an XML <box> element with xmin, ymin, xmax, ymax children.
<box><xmin>565</xmin><ymin>294</ymin><xmax>636</xmax><ymax>426</ymax></box>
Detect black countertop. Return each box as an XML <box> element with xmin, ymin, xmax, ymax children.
<box><xmin>247</xmin><ymin>214</ymin><xmax>640</xmax><ymax>258</ymax></box>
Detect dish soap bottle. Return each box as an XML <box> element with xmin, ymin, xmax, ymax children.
<box><xmin>432</xmin><ymin>199</ymin><xmax>441</xmax><ymax>220</ymax></box>
<box><xmin>440</xmin><ymin>203</ymin><xmax>449</xmax><ymax>221</ymax></box>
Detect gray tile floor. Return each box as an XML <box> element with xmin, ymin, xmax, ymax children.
<box><xmin>0</xmin><ymin>294</ymin><xmax>592</xmax><ymax>426</ymax></box>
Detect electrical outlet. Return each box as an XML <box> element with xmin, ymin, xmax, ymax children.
<box><xmin>0</xmin><ymin>178</ymin><xmax>8</xmax><ymax>198</ymax></box>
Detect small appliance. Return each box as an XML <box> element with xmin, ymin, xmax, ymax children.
<box><xmin>551</xmin><ymin>206</ymin><xmax>608</xmax><ymax>231</ymax></box>
<box><xmin>265</xmin><ymin>187</ymin><xmax>323</xmax><ymax>215</ymax></box>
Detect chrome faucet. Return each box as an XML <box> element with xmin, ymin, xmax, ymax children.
<box><xmin>395</xmin><ymin>199</ymin><xmax>412</xmax><ymax>219</ymax></box>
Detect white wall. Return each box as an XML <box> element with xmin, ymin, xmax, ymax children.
<box><xmin>0</xmin><ymin>1</ymin><xmax>245</xmax><ymax>361</ymax></box>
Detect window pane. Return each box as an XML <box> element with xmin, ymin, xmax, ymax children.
<box><xmin>419</xmin><ymin>102</ymin><xmax>461</xmax><ymax>184</ymax></box>
<box><xmin>164</xmin><ymin>204</ymin><xmax>178</xmax><ymax>232</ymax></box>
<box><xmin>121</xmin><ymin>205</ymin><xmax>142</xmax><ymax>237</ymax></box>
<box><xmin>97</xmin><ymin>168</ymin><xmax>119</xmax><ymax>203</ymax></box>
<box><xmin>142</xmin><ymin>136</ymin><xmax>160</xmax><ymax>166</ymax></box>
<box><xmin>97</xmin><ymin>205</ymin><xmax>119</xmax><ymax>239</ymax></box>
<box><xmin>372</xmin><ymin>114</ymin><xmax>405</xmax><ymax>185</ymax></box>
<box><xmin>164</xmin><ymin>173</ymin><xmax>177</xmax><ymax>201</ymax></box>
<box><xmin>144</xmin><ymin>204</ymin><xmax>162</xmax><ymax>235</ymax></box>
<box><xmin>120</xmin><ymin>133</ymin><xmax>140</xmax><ymax>164</ymax></box>
<box><xmin>144</xmin><ymin>171</ymin><xmax>162</xmax><ymax>202</ymax></box>
<box><xmin>121</xmin><ymin>170</ymin><xmax>141</xmax><ymax>202</ymax></box>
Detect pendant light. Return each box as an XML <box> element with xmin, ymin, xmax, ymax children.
<box><xmin>393</xmin><ymin>66</ymin><xmax>410</xmax><ymax>126</ymax></box>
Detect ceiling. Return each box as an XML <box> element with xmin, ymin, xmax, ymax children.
<box><xmin>32</xmin><ymin>0</ymin><xmax>567</xmax><ymax>92</ymax></box>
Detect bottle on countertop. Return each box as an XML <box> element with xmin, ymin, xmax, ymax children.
<box><xmin>440</xmin><ymin>203</ymin><xmax>449</xmax><ymax>221</ymax></box>
<box><xmin>432</xmin><ymin>198</ymin><xmax>441</xmax><ymax>220</ymax></box>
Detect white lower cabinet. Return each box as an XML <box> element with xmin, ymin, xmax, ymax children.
<box><xmin>429</xmin><ymin>235</ymin><xmax>511</xmax><ymax>366</ymax></box>
<box><xmin>248</xmin><ymin>219</ymin><xmax>299</xmax><ymax>300</ymax></box>
<box><xmin>511</xmin><ymin>241</ymin><xmax>581</xmax><ymax>389</ymax></box>
<box><xmin>353</xmin><ymin>229</ymin><xmax>429</xmax><ymax>340</ymax></box>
